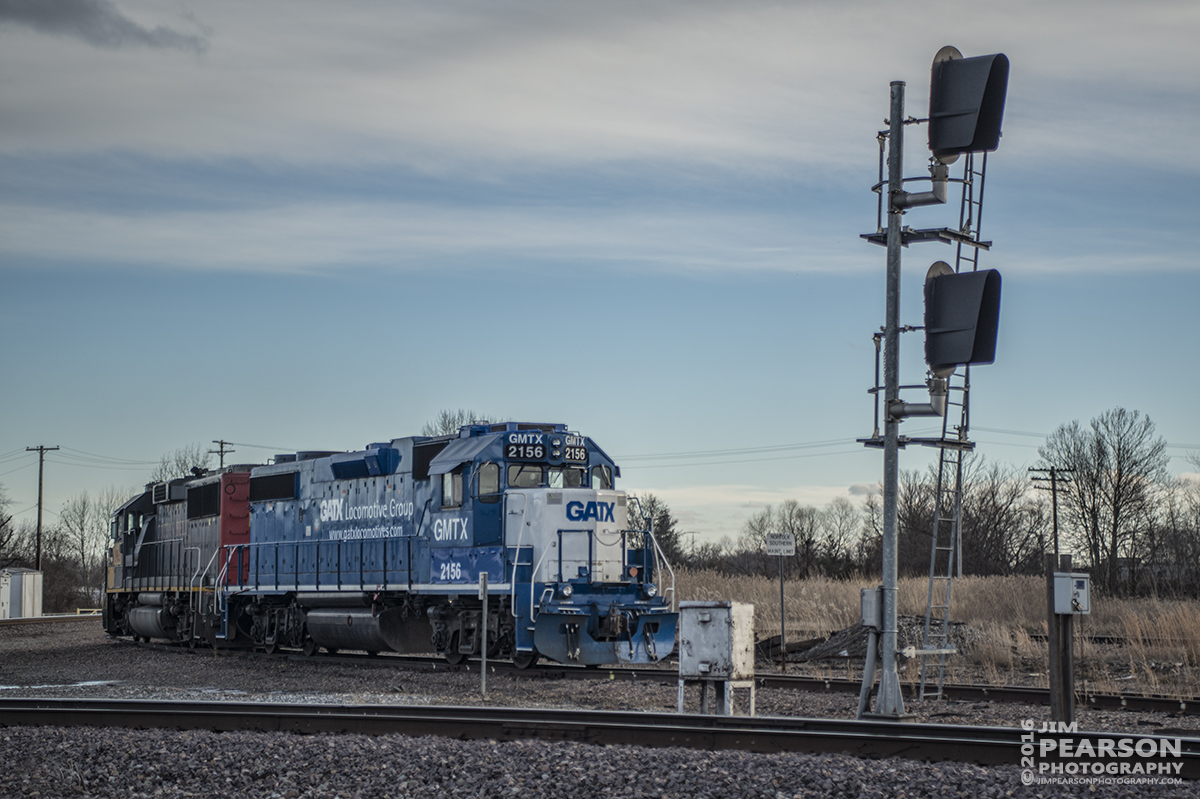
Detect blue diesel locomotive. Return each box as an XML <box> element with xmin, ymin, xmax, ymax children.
<box><xmin>104</xmin><ymin>422</ymin><xmax>677</xmax><ymax>667</ymax></box>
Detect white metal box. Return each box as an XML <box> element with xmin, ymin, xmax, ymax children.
<box><xmin>860</xmin><ymin>586</ymin><xmax>882</xmax><ymax>629</ymax></box>
<box><xmin>1053</xmin><ymin>572</ymin><xmax>1091</xmax><ymax>615</ymax></box>
<box><xmin>0</xmin><ymin>568</ymin><xmax>43</xmax><ymax>619</ymax></box>
<box><xmin>678</xmin><ymin>600</ymin><xmax>755</xmax><ymax>680</ymax></box>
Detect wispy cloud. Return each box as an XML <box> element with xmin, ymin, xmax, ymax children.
<box><xmin>0</xmin><ymin>0</ymin><xmax>206</xmax><ymax>53</ymax></box>
<box><xmin>0</xmin><ymin>199</ymin><xmax>870</xmax><ymax>275</ymax></box>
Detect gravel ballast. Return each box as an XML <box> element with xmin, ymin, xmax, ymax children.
<box><xmin>1</xmin><ymin>620</ymin><xmax>1196</xmax><ymax>798</ymax></box>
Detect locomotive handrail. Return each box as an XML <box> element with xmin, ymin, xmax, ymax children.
<box><xmin>186</xmin><ymin>547</ymin><xmax>202</xmax><ymax>615</ymax></box>
<box><xmin>644</xmin><ymin>531</ymin><xmax>677</xmax><ymax>613</ymax></box>
<box><xmin>216</xmin><ymin>544</ymin><xmax>253</xmax><ymax>603</ymax></box>
<box><xmin>198</xmin><ymin>546</ymin><xmax>221</xmax><ymax>597</ymax></box>
<box><xmin>505</xmin><ymin>492</ymin><xmax>529</xmax><ymax>622</ymax></box>
<box><xmin>528</xmin><ymin>543</ymin><xmax>558</xmax><ymax>621</ymax></box>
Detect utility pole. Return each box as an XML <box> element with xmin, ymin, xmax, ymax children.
<box><xmin>25</xmin><ymin>445</ymin><xmax>60</xmax><ymax>572</ymax></box>
<box><xmin>1031</xmin><ymin>466</ymin><xmax>1076</xmax><ymax>723</ymax></box>
<box><xmin>1030</xmin><ymin>467</ymin><xmax>1072</xmax><ymax>558</ymax></box>
<box><xmin>210</xmin><ymin>440</ymin><xmax>235</xmax><ymax>469</ymax></box>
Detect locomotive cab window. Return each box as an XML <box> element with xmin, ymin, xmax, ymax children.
<box><xmin>507</xmin><ymin>463</ymin><xmax>544</xmax><ymax>489</ymax></box>
<box><xmin>478</xmin><ymin>462</ymin><xmax>500</xmax><ymax>503</ymax></box>
<box><xmin>442</xmin><ymin>470</ymin><xmax>463</xmax><ymax>508</ymax></box>
<box><xmin>548</xmin><ymin>467</ymin><xmax>585</xmax><ymax>489</ymax></box>
<box><xmin>591</xmin><ymin>465</ymin><xmax>613</xmax><ymax>490</ymax></box>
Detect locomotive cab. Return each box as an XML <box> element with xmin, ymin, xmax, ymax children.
<box><xmin>505</xmin><ymin>486</ymin><xmax>676</xmax><ymax>665</ymax></box>
<box><xmin>423</xmin><ymin>423</ymin><xmax>677</xmax><ymax>666</ymax></box>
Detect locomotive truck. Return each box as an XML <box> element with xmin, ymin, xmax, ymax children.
<box><xmin>104</xmin><ymin>422</ymin><xmax>677</xmax><ymax>667</ymax></box>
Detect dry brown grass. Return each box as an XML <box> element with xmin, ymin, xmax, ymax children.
<box><xmin>676</xmin><ymin>568</ymin><xmax>1200</xmax><ymax>695</ymax></box>
<box><xmin>677</xmin><ymin>569</ymin><xmax>1055</xmax><ymax>636</ymax></box>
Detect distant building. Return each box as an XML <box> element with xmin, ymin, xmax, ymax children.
<box><xmin>0</xmin><ymin>568</ymin><xmax>43</xmax><ymax>619</ymax></box>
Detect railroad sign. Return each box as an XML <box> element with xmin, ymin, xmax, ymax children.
<box><xmin>765</xmin><ymin>533</ymin><xmax>795</xmax><ymax>557</ymax></box>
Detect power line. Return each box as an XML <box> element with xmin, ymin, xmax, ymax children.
<box><xmin>44</xmin><ymin>456</ymin><xmax>155</xmax><ymax>473</ymax></box>
<box><xmin>620</xmin><ymin>447</ymin><xmax>866</xmax><ymax>470</ymax></box>
<box><xmin>975</xmin><ymin>426</ymin><xmax>1200</xmax><ymax>451</ymax></box>
<box><xmin>223</xmin><ymin>441</ymin><xmax>304</xmax><ymax>452</ymax></box>
<box><xmin>57</xmin><ymin>447</ymin><xmax>159</xmax><ymax>465</ymax></box>
<box><xmin>0</xmin><ymin>462</ymin><xmax>38</xmax><ymax>479</ymax></box>
<box><xmin>619</xmin><ymin>437</ymin><xmax>853</xmax><ymax>462</ymax></box>
<box><xmin>11</xmin><ymin>503</ymin><xmax>59</xmax><ymax>520</ymax></box>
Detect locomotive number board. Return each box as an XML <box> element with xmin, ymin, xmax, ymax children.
<box><xmin>505</xmin><ymin>431</ymin><xmax>547</xmax><ymax>461</ymax></box>
<box><xmin>504</xmin><ymin>433</ymin><xmax>588</xmax><ymax>462</ymax></box>
<box><xmin>562</xmin><ymin>435</ymin><xmax>588</xmax><ymax>462</ymax></box>
<box><xmin>504</xmin><ymin>442</ymin><xmax>545</xmax><ymax>461</ymax></box>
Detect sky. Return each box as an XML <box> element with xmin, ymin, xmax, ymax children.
<box><xmin>2</xmin><ymin>0</ymin><xmax>1198</xmax><ymax>546</ymax></box>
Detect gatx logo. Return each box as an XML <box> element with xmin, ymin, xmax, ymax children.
<box><xmin>566</xmin><ymin>501</ymin><xmax>615</xmax><ymax>522</ymax></box>
<box><xmin>319</xmin><ymin>499</ymin><xmax>344</xmax><ymax>522</ymax></box>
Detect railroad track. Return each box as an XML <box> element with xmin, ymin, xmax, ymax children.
<box><xmin>2</xmin><ymin>696</ymin><xmax>1196</xmax><ymax>778</ymax></box>
<box><xmin>121</xmin><ymin>637</ymin><xmax>1200</xmax><ymax>718</ymax></box>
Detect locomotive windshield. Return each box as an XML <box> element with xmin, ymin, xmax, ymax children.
<box><xmin>507</xmin><ymin>463</ymin><xmax>588</xmax><ymax>489</ymax></box>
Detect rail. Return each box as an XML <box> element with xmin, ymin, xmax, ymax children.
<box><xmin>1</xmin><ymin>697</ymin><xmax>1195</xmax><ymax>777</ymax></box>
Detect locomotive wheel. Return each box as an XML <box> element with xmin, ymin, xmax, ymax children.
<box><xmin>512</xmin><ymin>652</ymin><xmax>539</xmax><ymax>670</ymax></box>
<box><xmin>302</xmin><ymin>639</ymin><xmax>318</xmax><ymax>657</ymax></box>
<box><xmin>264</xmin><ymin>640</ymin><xmax>278</xmax><ymax>655</ymax></box>
<box><xmin>444</xmin><ymin>632</ymin><xmax>468</xmax><ymax>666</ymax></box>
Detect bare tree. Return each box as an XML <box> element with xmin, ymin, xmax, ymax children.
<box><xmin>737</xmin><ymin>505</ymin><xmax>775</xmax><ymax>551</ymax></box>
<box><xmin>0</xmin><ymin>484</ymin><xmax>28</xmax><ymax>569</ymax></box>
<box><xmin>149</xmin><ymin>444</ymin><xmax>212</xmax><ymax>483</ymax></box>
<box><xmin>818</xmin><ymin>496</ymin><xmax>862</xmax><ymax>577</ymax></box>
<box><xmin>857</xmin><ymin>492</ymin><xmax>884</xmax><ymax>575</ymax></box>
<box><xmin>688</xmin><ymin>539</ymin><xmax>731</xmax><ymax>571</ymax></box>
<box><xmin>628</xmin><ymin>493</ymin><xmax>684</xmax><ymax>564</ymax></box>
<box><xmin>59</xmin><ymin>486</ymin><xmax>130</xmax><ymax>606</ymax></box>
<box><xmin>899</xmin><ymin>467</ymin><xmax>940</xmax><ymax>576</ymax></box>
<box><xmin>733</xmin><ymin>501</ymin><xmax>822</xmax><ymax>578</ymax></box>
<box><xmin>959</xmin><ymin>459</ymin><xmax>1046</xmax><ymax>576</ymax></box>
<box><xmin>1140</xmin><ymin>477</ymin><xmax>1200</xmax><ymax>595</ymax></box>
<box><xmin>776</xmin><ymin>500</ymin><xmax>820</xmax><ymax>577</ymax></box>
<box><xmin>1038</xmin><ymin>408</ymin><xmax>1169</xmax><ymax>593</ymax></box>
<box><xmin>420</xmin><ymin>410</ymin><xmax>497</xmax><ymax>437</ymax></box>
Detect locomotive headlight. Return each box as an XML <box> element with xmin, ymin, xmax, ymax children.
<box><xmin>551</xmin><ymin>438</ymin><xmax>562</xmax><ymax>447</ymax></box>
<box><xmin>560</xmin><ymin>583</ymin><xmax>574</xmax><ymax>598</ymax></box>
<box><xmin>644</xmin><ymin>583</ymin><xmax>658</xmax><ymax>598</ymax></box>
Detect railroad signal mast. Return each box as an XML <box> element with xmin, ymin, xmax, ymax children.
<box><xmin>856</xmin><ymin>47</ymin><xmax>1009</xmax><ymax>719</ymax></box>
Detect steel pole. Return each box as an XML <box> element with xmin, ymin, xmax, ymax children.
<box><xmin>779</xmin><ymin>555</ymin><xmax>786</xmax><ymax>673</ymax></box>
<box><xmin>480</xmin><ymin>572</ymin><xmax>488</xmax><ymax>698</ymax></box>
<box><xmin>875</xmin><ymin>80</ymin><xmax>907</xmax><ymax>718</ymax></box>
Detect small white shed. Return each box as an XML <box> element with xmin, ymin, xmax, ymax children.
<box><xmin>0</xmin><ymin>568</ymin><xmax>43</xmax><ymax>619</ymax></box>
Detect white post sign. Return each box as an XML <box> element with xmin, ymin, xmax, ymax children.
<box><xmin>765</xmin><ymin>533</ymin><xmax>794</xmax><ymax>671</ymax></box>
<box><xmin>765</xmin><ymin>533</ymin><xmax>796</xmax><ymax>557</ymax></box>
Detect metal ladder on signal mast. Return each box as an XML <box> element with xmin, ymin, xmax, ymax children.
<box><xmin>918</xmin><ymin>152</ymin><xmax>988</xmax><ymax>700</ymax></box>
